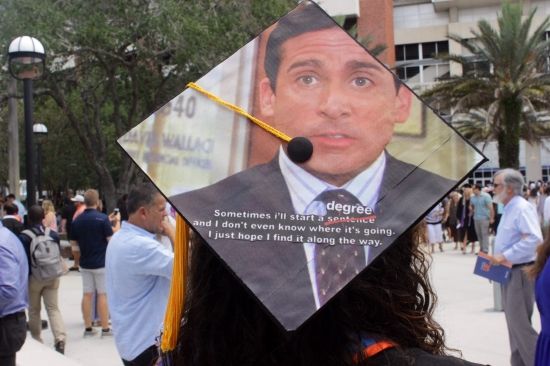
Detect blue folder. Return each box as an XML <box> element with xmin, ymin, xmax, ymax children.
<box><xmin>473</xmin><ymin>252</ymin><xmax>512</xmax><ymax>284</ymax></box>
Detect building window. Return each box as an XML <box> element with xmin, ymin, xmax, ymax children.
<box><xmin>422</xmin><ymin>41</ymin><xmax>448</xmax><ymax>59</ymax></box>
<box><xmin>463</xmin><ymin>56</ymin><xmax>491</xmax><ymax>77</ymax></box>
<box><xmin>395</xmin><ymin>41</ymin><xmax>450</xmax><ymax>87</ymax></box>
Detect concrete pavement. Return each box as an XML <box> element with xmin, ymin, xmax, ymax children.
<box><xmin>17</xmin><ymin>240</ymin><xmax>541</xmax><ymax>365</ymax></box>
<box><xmin>429</xmin><ymin>242</ymin><xmax>540</xmax><ymax>365</ymax></box>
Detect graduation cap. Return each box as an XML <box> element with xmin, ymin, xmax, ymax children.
<box><xmin>118</xmin><ymin>0</ymin><xmax>486</xmax><ymax>349</ymax></box>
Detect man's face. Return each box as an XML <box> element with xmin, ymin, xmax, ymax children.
<box><xmin>473</xmin><ymin>187</ymin><xmax>481</xmax><ymax>196</ymax></box>
<box><xmin>260</xmin><ymin>28</ymin><xmax>412</xmax><ymax>186</ymax></box>
<box><xmin>493</xmin><ymin>174</ymin><xmax>510</xmax><ymax>205</ymax></box>
<box><xmin>143</xmin><ymin>194</ymin><xmax>167</xmax><ymax>234</ymax></box>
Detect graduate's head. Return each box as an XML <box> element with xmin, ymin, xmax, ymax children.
<box><xmin>173</xmin><ymin>225</ymin><xmax>446</xmax><ymax>365</ymax></box>
<box><xmin>260</xmin><ymin>3</ymin><xmax>412</xmax><ymax>186</ymax></box>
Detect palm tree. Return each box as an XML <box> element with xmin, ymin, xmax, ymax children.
<box><xmin>451</xmin><ymin>107</ymin><xmax>550</xmax><ymax>153</ymax></box>
<box><xmin>422</xmin><ymin>2</ymin><xmax>550</xmax><ymax>169</ymax></box>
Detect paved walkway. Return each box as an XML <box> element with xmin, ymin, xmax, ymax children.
<box><xmin>18</xmin><ymin>241</ymin><xmax>541</xmax><ymax>365</ymax></box>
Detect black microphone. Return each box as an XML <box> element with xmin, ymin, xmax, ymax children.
<box><xmin>287</xmin><ymin>137</ymin><xmax>313</xmax><ymax>164</ymax></box>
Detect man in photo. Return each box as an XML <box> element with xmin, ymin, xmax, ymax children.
<box><xmin>170</xmin><ymin>3</ymin><xmax>454</xmax><ymax>330</ymax></box>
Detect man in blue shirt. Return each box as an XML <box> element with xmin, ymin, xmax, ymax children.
<box><xmin>71</xmin><ymin>189</ymin><xmax>116</xmax><ymax>337</ymax></box>
<box><xmin>490</xmin><ymin>168</ymin><xmax>542</xmax><ymax>366</ymax></box>
<box><xmin>469</xmin><ymin>184</ymin><xmax>494</xmax><ymax>253</ymax></box>
<box><xmin>0</xmin><ymin>221</ymin><xmax>28</xmax><ymax>366</ymax></box>
<box><xmin>106</xmin><ymin>183</ymin><xmax>174</xmax><ymax>366</ymax></box>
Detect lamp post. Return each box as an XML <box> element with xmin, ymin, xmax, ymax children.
<box><xmin>33</xmin><ymin>123</ymin><xmax>48</xmax><ymax>199</ymax></box>
<box><xmin>8</xmin><ymin>36</ymin><xmax>46</xmax><ymax>207</ymax></box>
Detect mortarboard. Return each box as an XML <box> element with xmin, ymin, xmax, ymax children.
<box><xmin>118</xmin><ymin>0</ymin><xmax>485</xmax><ymax>349</ymax></box>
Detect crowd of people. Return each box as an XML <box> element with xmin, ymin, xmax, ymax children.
<box><xmin>419</xmin><ymin>170</ymin><xmax>550</xmax><ymax>366</ymax></box>
<box><xmin>0</xmin><ymin>185</ymin><xmax>175</xmax><ymax>365</ymax></box>
<box><xmin>422</xmin><ymin>178</ymin><xmax>550</xmax><ymax>256</ymax></box>
<box><xmin>1</xmin><ymin>169</ymin><xmax>550</xmax><ymax>365</ymax></box>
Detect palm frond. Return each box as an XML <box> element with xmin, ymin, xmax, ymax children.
<box><xmin>421</xmin><ymin>2</ymin><xmax>550</xmax><ymax>168</ymax></box>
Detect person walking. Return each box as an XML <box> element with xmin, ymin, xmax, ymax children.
<box><xmin>469</xmin><ymin>185</ymin><xmax>494</xmax><ymax>254</ymax></box>
<box><xmin>68</xmin><ymin>194</ymin><xmax>85</xmax><ymax>271</ymax></box>
<box><xmin>445</xmin><ymin>191</ymin><xmax>460</xmax><ymax>249</ymax></box>
<box><xmin>0</xmin><ymin>221</ymin><xmax>28</xmax><ymax>366</ymax></box>
<box><xmin>489</xmin><ymin>168</ymin><xmax>542</xmax><ymax>366</ymax></box>
<box><xmin>456</xmin><ymin>184</ymin><xmax>477</xmax><ymax>254</ymax></box>
<box><xmin>19</xmin><ymin>205</ymin><xmax>67</xmax><ymax>354</ymax></box>
<box><xmin>425</xmin><ymin>201</ymin><xmax>445</xmax><ymax>253</ymax></box>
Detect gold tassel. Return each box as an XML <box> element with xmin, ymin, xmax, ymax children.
<box><xmin>161</xmin><ymin>214</ymin><xmax>189</xmax><ymax>353</ymax></box>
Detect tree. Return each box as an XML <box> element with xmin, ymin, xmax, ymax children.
<box><xmin>0</xmin><ymin>0</ymin><xmax>296</xmax><ymax>210</ymax></box>
<box><xmin>422</xmin><ymin>2</ymin><xmax>550</xmax><ymax>169</ymax></box>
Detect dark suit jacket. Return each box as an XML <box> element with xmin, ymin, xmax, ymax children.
<box><xmin>2</xmin><ymin>217</ymin><xmax>24</xmax><ymax>236</ymax></box>
<box><xmin>170</xmin><ymin>153</ymin><xmax>455</xmax><ymax>331</ymax></box>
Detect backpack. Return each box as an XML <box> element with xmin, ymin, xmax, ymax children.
<box><xmin>22</xmin><ymin>227</ymin><xmax>64</xmax><ymax>281</ymax></box>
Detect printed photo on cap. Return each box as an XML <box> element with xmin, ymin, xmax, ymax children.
<box><xmin>119</xmin><ymin>1</ymin><xmax>485</xmax><ymax>330</ymax></box>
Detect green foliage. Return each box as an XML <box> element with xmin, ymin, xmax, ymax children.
<box><xmin>0</xmin><ymin>0</ymin><xmax>296</xmax><ymax>208</ymax></box>
<box><xmin>422</xmin><ymin>1</ymin><xmax>550</xmax><ymax>169</ymax></box>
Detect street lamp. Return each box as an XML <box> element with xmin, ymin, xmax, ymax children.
<box><xmin>33</xmin><ymin>123</ymin><xmax>48</xmax><ymax>199</ymax></box>
<box><xmin>8</xmin><ymin>36</ymin><xmax>46</xmax><ymax>207</ymax></box>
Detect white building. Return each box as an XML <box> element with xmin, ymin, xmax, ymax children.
<box><xmin>317</xmin><ymin>0</ymin><xmax>550</xmax><ymax>185</ymax></box>
<box><xmin>394</xmin><ymin>0</ymin><xmax>550</xmax><ymax>184</ymax></box>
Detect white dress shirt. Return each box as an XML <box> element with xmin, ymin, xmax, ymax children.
<box><xmin>105</xmin><ymin>222</ymin><xmax>174</xmax><ymax>360</ymax></box>
<box><xmin>543</xmin><ymin>196</ymin><xmax>550</xmax><ymax>226</ymax></box>
<box><xmin>278</xmin><ymin>147</ymin><xmax>386</xmax><ymax>308</ymax></box>
<box><xmin>495</xmin><ymin>195</ymin><xmax>542</xmax><ymax>264</ymax></box>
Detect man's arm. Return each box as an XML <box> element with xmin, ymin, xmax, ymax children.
<box><xmin>0</xmin><ymin>247</ymin><xmax>21</xmax><ymax>308</ymax></box>
<box><xmin>443</xmin><ymin>199</ymin><xmax>450</xmax><ymax>223</ymax></box>
<box><xmin>60</xmin><ymin>218</ymin><xmax>67</xmax><ymax>234</ymax></box>
<box><xmin>103</xmin><ymin>215</ymin><xmax>114</xmax><ymax>243</ymax></box>
<box><xmin>487</xmin><ymin>196</ymin><xmax>495</xmax><ymax>224</ymax></box>
<box><xmin>108</xmin><ymin>212</ymin><xmax>121</xmax><ymax>233</ymax></box>
<box><xmin>160</xmin><ymin>217</ymin><xmax>176</xmax><ymax>245</ymax></box>
<box><xmin>50</xmin><ymin>230</ymin><xmax>61</xmax><ymax>244</ymax></box>
<box><xmin>129</xmin><ymin>238</ymin><xmax>174</xmax><ymax>279</ymax></box>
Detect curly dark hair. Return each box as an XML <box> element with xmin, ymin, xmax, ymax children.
<box><xmin>170</xmin><ymin>224</ymin><xmax>447</xmax><ymax>366</ymax></box>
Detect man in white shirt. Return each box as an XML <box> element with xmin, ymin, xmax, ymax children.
<box><xmin>106</xmin><ymin>184</ymin><xmax>174</xmax><ymax>366</ymax></box>
<box><xmin>542</xmin><ymin>186</ymin><xmax>550</xmax><ymax>237</ymax></box>
<box><xmin>490</xmin><ymin>168</ymin><xmax>542</xmax><ymax>366</ymax></box>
